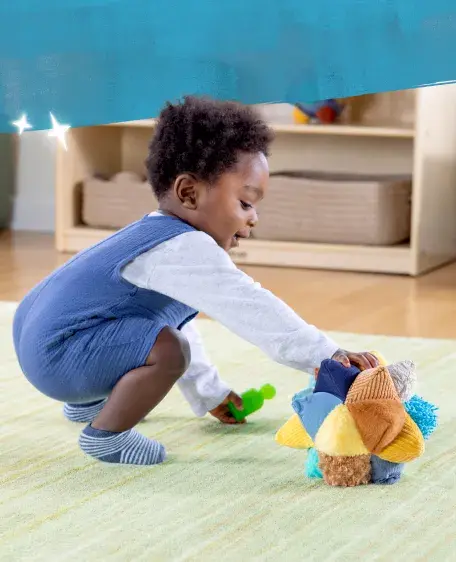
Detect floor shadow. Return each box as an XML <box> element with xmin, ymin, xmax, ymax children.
<box><xmin>196</xmin><ymin>418</ymin><xmax>284</xmax><ymax>436</ymax></box>
<box><xmin>141</xmin><ymin>414</ymin><xmax>285</xmax><ymax>435</ymax></box>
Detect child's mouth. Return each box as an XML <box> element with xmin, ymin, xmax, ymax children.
<box><xmin>230</xmin><ymin>234</ymin><xmax>240</xmax><ymax>248</ymax></box>
<box><xmin>230</xmin><ymin>229</ymin><xmax>250</xmax><ymax>249</ymax></box>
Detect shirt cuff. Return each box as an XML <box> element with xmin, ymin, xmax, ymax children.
<box><xmin>200</xmin><ymin>383</ymin><xmax>232</xmax><ymax>414</ymax></box>
<box><xmin>177</xmin><ymin>371</ymin><xmax>231</xmax><ymax>417</ymax></box>
<box><xmin>313</xmin><ymin>337</ymin><xmax>340</xmax><ymax>367</ymax></box>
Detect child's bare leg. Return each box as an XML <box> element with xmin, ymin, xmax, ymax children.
<box><xmin>79</xmin><ymin>327</ymin><xmax>190</xmax><ymax>465</ymax></box>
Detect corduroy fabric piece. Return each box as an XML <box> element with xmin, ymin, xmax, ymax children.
<box><xmin>346</xmin><ymin>366</ymin><xmax>400</xmax><ymax>404</ymax></box>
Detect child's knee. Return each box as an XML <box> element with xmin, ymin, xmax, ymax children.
<box><xmin>145</xmin><ymin>327</ymin><xmax>191</xmax><ymax>377</ymax></box>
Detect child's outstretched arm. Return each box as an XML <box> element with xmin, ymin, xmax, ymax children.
<box><xmin>123</xmin><ymin>230</ymin><xmax>346</xmax><ymax>371</ymax></box>
<box><xmin>178</xmin><ymin>320</ymin><xmax>243</xmax><ymax>423</ymax></box>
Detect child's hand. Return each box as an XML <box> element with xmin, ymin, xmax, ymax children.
<box><xmin>331</xmin><ymin>349</ymin><xmax>379</xmax><ymax>371</ymax></box>
<box><xmin>209</xmin><ymin>391</ymin><xmax>245</xmax><ymax>425</ymax></box>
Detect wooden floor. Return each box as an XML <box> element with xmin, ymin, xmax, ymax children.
<box><xmin>2</xmin><ymin>229</ymin><xmax>456</xmax><ymax>339</ymax></box>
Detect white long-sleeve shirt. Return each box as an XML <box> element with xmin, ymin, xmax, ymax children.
<box><xmin>121</xmin><ymin>214</ymin><xmax>339</xmax><ymax>416</ymax></box>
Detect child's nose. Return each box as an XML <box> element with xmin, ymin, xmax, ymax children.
<box><xmin>248</xmin><ymin>209</ymin><xmax>259</xmax><ymax>227</ymax></box>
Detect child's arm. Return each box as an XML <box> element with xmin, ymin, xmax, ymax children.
<box><xmin>177</xmin><ymin>320</ymin><xmax>232</xmax><ymax>417</ymax></box>
<box><xmin>122</xmin><ymin>230</ymin><xmax>340</xmax><ymax>371</ymax></box>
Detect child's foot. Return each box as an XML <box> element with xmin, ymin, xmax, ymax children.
<box><xmin>63</xmin><ymin>400</ymin><xmax>107</xmax><ymax>423</ymax></box>
<box><xmin>78</xmin><ymin>424</ymin><xmax>166</xmax><ymax>465</ymax></box>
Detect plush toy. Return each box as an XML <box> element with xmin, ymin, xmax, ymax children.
<box><xmin>228</xmin><ymin>384</ymin><xmax>276</xmax><ymax>422</ymax></box>
<box><xmin>293</xmin><ymin>99</ymin><xmax>345</xmax><ymax>125</ymax></box>
<box><xmin>275</xmin><ymin>351</ymin><xmax>438</xmax><ymax>487</ymax></box>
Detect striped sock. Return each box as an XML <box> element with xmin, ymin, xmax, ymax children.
<box><xmin>63</xmin><ymin>400</ymin><xmax>107</xmax><ymax>423</ymax></box>
<box><xmin>79</xmin><ymin>424</ymin><xmax>166</xmax><ymax>465</ymax></box>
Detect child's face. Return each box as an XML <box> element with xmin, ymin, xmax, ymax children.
<box><xmin>171</xmin><ymin>152</ymin><xmax>269</xmax><ymax>252</ymax></box>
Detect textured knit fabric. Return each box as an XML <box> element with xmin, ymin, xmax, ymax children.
<box><xmin>346</xmin><ymin>366</ymin><xmax>400</xmax><ymax>403</ymax></box>
<box><xmin>13</xmin><ymin>215</ymin><xmax>198</xmax><ymax>403</ymax></box>
<box><xmin>275</xmin><ymin>414</ymin><xmax>314</xmax><ymax>449</ymax></box>
<box><xmin>79</xmin><ymin>424</ymin><xmax>166</xmax><ymax>465</ymax></box>
<box><xmin>387</xmin><ymin>360</ymin><xmax>417</xmax><ymax>402</ymax></box>
<box><xmin>377</xmin><ymin>413</ymin><xmax>425</xmax><ymax>463</ymax></box>
<box><xmin>63</xmin><ymin>400</ymin><xmax>107</xmax><ymax>423</ymax></box>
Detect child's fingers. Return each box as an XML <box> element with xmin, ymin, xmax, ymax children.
<box><xmin>227</xmin><ymin>391</ymin><xmax>244</xmax><ymax>410</ymax></box>
<box><xmin>219</xmin><ymin>415</ymin><xmax>237</xmax><ymax>424</ymax></box>
<box><xmin>218</xmin><ymin>412</ymin><xmax>246</xmax><ymax>425</ymax></box>
<box><xmin>348</xmin><ymin>353</ymin><xmax>371</xmax><ymax>372</ymax></box>
<box><xmin>332</xmin><ymin>351</ymin><xmax>350</xmax><ymax>368</ymax></box>
<box><xmin>364</xmin><ymin>352</ymin><xmax>379</xmax><ymax>368</ymax></box>
<box><xmin>331</xmin><ymin>349</ymin><xmax>379</xmax><ymax>371</ymax></box>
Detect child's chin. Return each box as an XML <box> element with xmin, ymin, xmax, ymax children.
<box><xmin>229</xmin><ymin>237</ymin><xmax>239</xmax><ymax>250</ymax></box>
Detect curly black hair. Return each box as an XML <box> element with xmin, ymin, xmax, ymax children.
<box><xmin>145</xmin><ymin>96</ymin><xmax>274</xmax><ymax>199</ymax></box>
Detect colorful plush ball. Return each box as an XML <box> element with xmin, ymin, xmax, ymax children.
<box><xmin>275</xmin><ymin>353</ymin><xmax>438</xmax><ymax>487</ymax></box>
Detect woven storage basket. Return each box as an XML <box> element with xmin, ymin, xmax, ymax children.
<box><xmin>253</xmin><ymin>171</ymin><xmax>412</xmax><ymax>246</ymax></box>
<box><xmin>82</xmin><ymin>172</ymin><xmax>158</xmax><ymax>229</ymax></box>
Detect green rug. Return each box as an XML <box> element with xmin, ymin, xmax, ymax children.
<box><xmin>1</xmin><ymin>301</ymin><xmax>455</xmax><ymax>561</ymax></box>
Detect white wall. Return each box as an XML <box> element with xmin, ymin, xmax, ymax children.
<box><xmin>11</xmin><ymin>131</ymin><xmax>56</xmax><ymax>232</ymax></box>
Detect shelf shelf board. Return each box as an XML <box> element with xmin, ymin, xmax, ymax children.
<box><xmin>105</xmin><ymin>119</ymin><xmax>158</xmax><ymax>128</ymax></box>
<box><xmin>104</xmin><ymin>119</ymin><xmax>414</xmax><ymax>139</ymax></box>
<box><xmin>271</xmin><ymin>123</ymin><xmax>415</xmax><ymax>139</ymax></box>
<box><xmin>61</xmin><ymin>226</ymin><xmax>412</xmax><ymax>274</ymax></box>
<box><xmin>229</xmin><ymin>239</ymin><xmax>411</xmax><ymax>273</ymax></box>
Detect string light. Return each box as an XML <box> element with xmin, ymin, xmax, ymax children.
<box><xmin>48</xmin><ymin>112</ymin><xmax>71</xmax><ymax>151</ymax></box>
<box><xmin>12</xmin><ymin>114</ymin><xmax>32</xmax><ymax>134</ymax></box>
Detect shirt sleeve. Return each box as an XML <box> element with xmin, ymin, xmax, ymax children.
<box><xmin>121</xmin><ymin>230</ymin><xmax>340</xmax><ymax>372</ymax></box>
<box><xmin>177</xmin><ymin>320</ymin><xmax>231</xmax><ymax>417</ymax></box>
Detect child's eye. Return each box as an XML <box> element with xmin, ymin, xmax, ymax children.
<box><xmin>240</xmin><ymin>201</ymin><xmax>252</xmax><ymax>210</ymax></box>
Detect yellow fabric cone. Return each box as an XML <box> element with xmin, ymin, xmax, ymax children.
<box><xmin>378</xmin><ymin>412</ymin><xmax>425</xmax><ymax>463</ymax></box>
<box><xmin>315</xmin><ymin>404</ymin><xmax>369</xmax><ymax>456</ymax></box>
<box><xmin>275</xmin><ymin>414</ymin><xmax>314</xmax><ymax>449</ymax></box>
<box><xmin>370</xmin><ymin>350</ymin><xmax>388</xmax><ymax>367</ymax></box>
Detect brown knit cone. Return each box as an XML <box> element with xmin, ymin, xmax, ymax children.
<box><xmin>319</xmin><ymin>453</ymin><xmax>372</xmax><ymax>487</ymax></box>
<box><xmin>347</xmin><ymin>399</ymin><xmax>406</xmax><ymax>454</ymax></box>
<box><xmin>346</xmin><ymin>366</ymin><xmax>400</xmax><ymax>404</ymax></box>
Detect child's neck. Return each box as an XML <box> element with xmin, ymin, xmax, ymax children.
<box><xmin>156</xmin><ymin>205</ymin><xmax>200</xmax><ymax>232</ymax></box>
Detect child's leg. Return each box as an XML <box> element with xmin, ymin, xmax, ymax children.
<box><xmin>79</xmin><ymin>326</ymin><xmax>190</xmax><ymax>466</ymax></box>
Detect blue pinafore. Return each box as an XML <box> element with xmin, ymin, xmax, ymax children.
<box><xmin>13</xmin><ymin>214</ymin><xmax>198</xmax><ymax>403</ymax></box>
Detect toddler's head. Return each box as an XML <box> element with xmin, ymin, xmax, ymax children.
<box><xmin>146</xmin><ymin>96</ymin><xmax>273</xmax><ymax>251</ymax></box>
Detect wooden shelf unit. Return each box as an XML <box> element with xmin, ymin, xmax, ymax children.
<box><xmin>55</xmin><ymin>85</ymin><xmax>456</xmax><ymax>275</ymax></box>
<box><xmin>106</xmin><ymin>118</ymin><xmax>415</xmax><ymax>138</ymax></box>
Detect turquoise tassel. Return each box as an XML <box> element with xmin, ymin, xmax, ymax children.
<box><xmin>404</xmin><ymin>395</ymin><xmax>438</xmax><ymax>440</ymax></box>
<box><xmin>305</xmin><ymin>448</ymin><xmax>323</xmax><ymax>479</ymax></box>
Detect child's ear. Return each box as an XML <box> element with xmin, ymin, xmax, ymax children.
<box><xmin>174</xmin><ymin>174</ymin><xmax>200</xmax><ymax>210</ymax></box>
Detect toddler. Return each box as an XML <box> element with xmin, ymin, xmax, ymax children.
<box><xmin>13</xmin><ymin>96</ymin><xmax>378</xmax><ymax>466</ymax></box>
